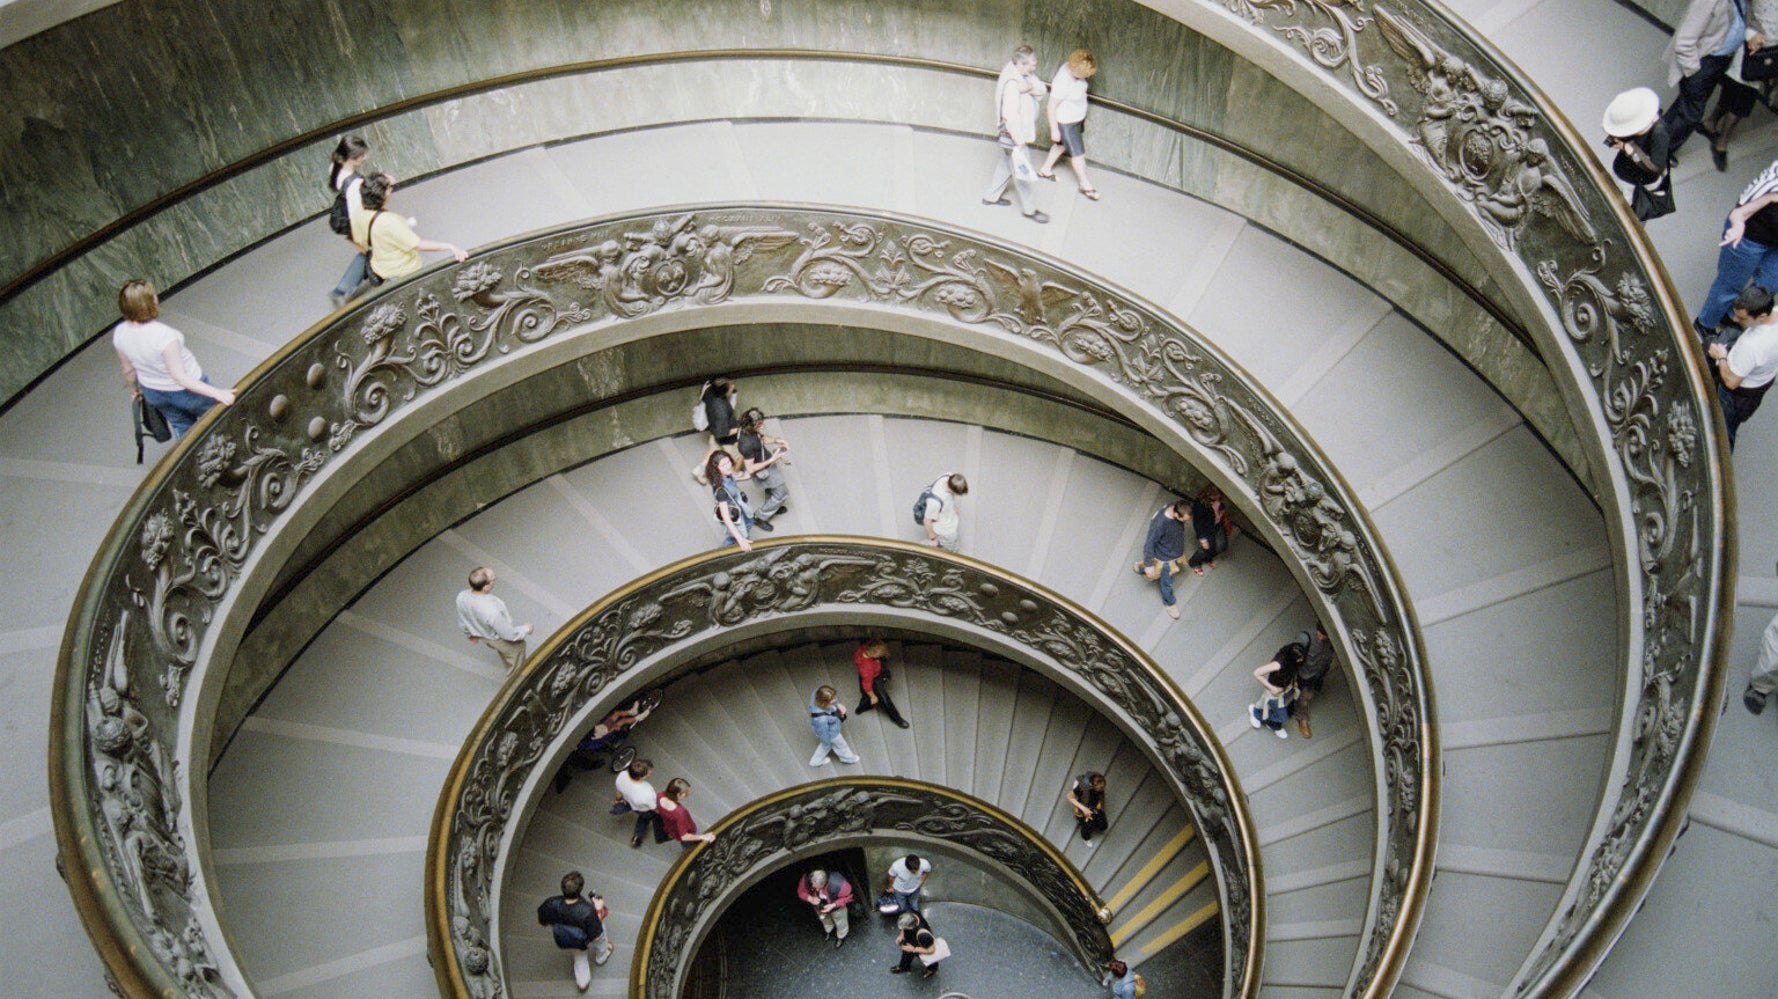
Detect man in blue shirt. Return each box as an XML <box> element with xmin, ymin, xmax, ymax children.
<box><xmin>1135</xmin><ymin>499</ymin><xmax>1190</xmax><ymax>620</ymax></box>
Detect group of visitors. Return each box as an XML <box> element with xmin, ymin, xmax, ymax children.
<box><xmin>1602</xmin><ymin>0</ymin><xmax>1778</xmax><ymax>450</ymax></box>
<box><xmin>1246</xmin><ymin>621</ymin><xmax>1336</xmax><ymax>740</ymax></box>
<box><xmin>1134</xmin><ymin>486</ymin><xmax>1235</xmax><ymax>620</ymax></box>
<box><xmin>982</xmin><ymin>45</ymin><xmax>1102</xmax><ymax>223</ymax></box>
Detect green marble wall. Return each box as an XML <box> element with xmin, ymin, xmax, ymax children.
<box><xmin>0</xmin><ymin>0</ymin><xmax>1528</xmax><ymax>415</ymax></box>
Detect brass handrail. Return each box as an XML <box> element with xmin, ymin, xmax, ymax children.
<box><xmin>422</xmin><ymin>538</ymin><xmax>1243</xmax><ymax>999</ymax></box>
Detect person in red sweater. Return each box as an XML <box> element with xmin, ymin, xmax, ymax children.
<box><xmin>853</xmin><ymin>639</ymin><xmax>911</xmax><ymax>729</ymax></box>
<box><xmin>656</xmin><ymin>778</ymin><xmax>715</xmax><ymax>850</ymax></box>
<box><xmin>796</xmin><ymin>867</ymin><xmax>855</xmax><ymax>948</ymax></box>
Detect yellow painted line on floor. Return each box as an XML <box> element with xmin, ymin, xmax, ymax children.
<box><xmin>1109</xmin><ymin>858</ymin><xmax>1208</xmax><ymax>947</ymax></box>
<box><xmin>1139</xmin><ymin>899</ymin><xmax>1221</xmax><ymax>956</ymax></box>
<box><xmin>1104</xmin><ymin>825</ymin><xmax>1197</xmax><ymax>913</ymax></box>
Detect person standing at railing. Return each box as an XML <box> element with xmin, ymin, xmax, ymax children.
<box><xmin>1695</xmin><ymin>0</ymin><xmax>1778</xmax><ymax>171</ymax></box>
<box><xmin>1290</xmin><ymin>621</ymin><xmax>1336</xmax><ymax>739</ymax></box>
<box><xmin>456</xmin><ymin>566</ymin><xmax>533</xmax><ymax>673</ymax></box>
<box><xmin>919</xmin><ymin>473</ymin><xmax>968</xmax><ymax>552</ymax></box>
<box><xmin>1187</xmin><ymin>486</ymin><xmax>1233</xmax><ymax>575</ymax></box>
<box><xmin>350</xmin><ymin>173</ymin><xmax>468</xmax><ymax>287</ymax></box>
<box><xmin>656</xmin><ymin>778</ymin><xmax>716</xmax><ymax>849</ymax></box>
<box><xmin>1603</xmin><ymin>89</ymin><xmax>1677</xmax><ymax>222</ymax></box>
<box><xmin>112</xmin><ymin>279</ymin><xmax>235</xmax><ymax>439</ymax></box>
<box><xmin>1249</xmin><ymin>643</ymin><xmax>1304</xmax><ymax>740</ymax></box>
<box><xmin>536</xmin><ymin>870</ymin><xmax>611</xmax><ymax>992</ymax></box>
<box><xmin>1704</xmin><ymin>285</ymin><xmax>1778</xmax><ymax>448</ymax></box>
<box><xmin>1659</xmin><ymin>0</ymin><xmax>1761</xmax><ymax>155</ymax></box>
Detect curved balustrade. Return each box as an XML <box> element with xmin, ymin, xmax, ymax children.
<box><xmin>50</xmin><ymin>204</ymin><xmax>1434</xmax><ymax>998</ymax></box>
<box><xmin>632</xmin><ymin>777</ymin><xmax>1117</xmax><ymax>995</ymax></box>
<box><xmin>1138</xmin><ymin>1</ymin><xmax>1733</xmax><ymax>992</ymax></box>
<box><xmin>428</xmin><ymin>540</ymin><xmax>1223</xmax><ymax>998</ymax></box>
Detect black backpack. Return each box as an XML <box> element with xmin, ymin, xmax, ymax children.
<box><xmin>911</xmin><ymin>488</ymin><xmax>940</xmax><ymax>526</ymax></box>
<box><xmin>327</xmin><ymin>179</ymin><xmax>353</xmax><ymax>235</ymax></box>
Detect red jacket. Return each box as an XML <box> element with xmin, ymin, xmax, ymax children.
<box><xmin>855</xmin><ymin>644</ymin><xmax>883</xmax><ymax>695</ymax></box>
<box><xmin>797</xmin><ymin>871</ymin><xmax>854</xmax><ymax>909</ymax></box>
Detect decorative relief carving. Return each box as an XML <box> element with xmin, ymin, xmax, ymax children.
<box><xmin>441</xmin><ymin>544</ymin><xmax>1252</xmax><ymax>998</ymax></box>
<box><xmin>1225</xmin><ymin>0</ymin><xmax>1398</xmax><ymax>114</ymax></box>
<box><xmin>68</xmin><ymin>207</ymin><xmax>1434</xmax><ymax>999</ymax></box>
<box><xmin>88</xmin><ymin>617</ymin><xmax>232</xmax><ymax>998</ymax></box>
<box><xmin>1373</xmin><ymin>7</ymin><xmax>1595</xmax><ymax>250</ymax></box>
<box><xmin>640</xmin><ymin>782</ymin><xmax>1110</xmax><ymax>997</ymax></box>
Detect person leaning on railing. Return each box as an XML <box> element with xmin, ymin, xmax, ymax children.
<box><xmin>350</xmin><ymin>172</ymin><xmax>467</xmax><ymax>286</ymax></box>
<box><xmin>112</xmin><ymin>279</ymin><xmax>235</xmax><ymax>439</ymax></box>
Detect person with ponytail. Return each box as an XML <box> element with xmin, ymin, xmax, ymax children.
<box><xmin>326</xmin><ymin>136</ymin><xmax>371</xmax><ymax>308</ymax></box>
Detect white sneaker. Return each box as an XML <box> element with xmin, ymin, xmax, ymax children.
<box><xmin>1274</xmin><ymin>727</ymin><xmax>1289</xmax><ymax>740</ymax></box>
<box><xmin>1248</xmin><ymin>709</ymin><xmax>1262</xmax><ymax>729</ymax></box>
<box><xmin>573</xmin><ymin>951</ymin><xmax>591</xmax><ymax>990</ymax></box>
<box><xmin>1083</xmin><ymin>838</ymin><xmax>1097</xmax><ymax>849</ymax></box>
<box><xmin>838</xmin><ymin>755</ymin><xmax>861</xmax><ymax>765</ymax></box>
<box><xmin>593</xmin><ymin>941</ymin><xmax>613</xmax><ymax>966</ymax></box>
<box><xmin>810</xmin><ymin>756</ymin><xmax>830</xmax><ymax>767</ymax></box>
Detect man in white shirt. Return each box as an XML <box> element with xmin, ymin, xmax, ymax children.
<box><xmin>980</xmin><ymin>45</ymin><xmax>1050</xmax><ymax>223</ymax></box>
<box><xmin>885</xmin><ymin>853</ymin><xmax>932</xmax><ymax>914</ymax></box>
<box><xmin>1706</xmin><ymin>285</ymin><xmax>1778</xmax><ymax>449</ymax></box>
<box><xmin>613</xmin><ymin>758</ymin><xmax>665</xmax><ymax>848</ymax></box>
<box><xmin>456</xmin><ymin>566</ymin><xmax>533</xmax><ymax>673</ymax></box>
<box><xmin>922</xmin><ymin>473</ymin><xmax>968</xmax><ymax>552</ymax></box>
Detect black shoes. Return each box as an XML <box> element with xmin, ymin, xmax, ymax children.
<box><xmin>753</xmin><ymin>518</ymin><xmax>775</xmax><ymax>532</ymax></box>
<box><xmin>890</xmin><ymin>966</ymin><xmax>907</xmax><ymax>974</ymax></box>
<box><xmin>834</xmin><ymin>935</ymin><xmax>845</xmax><ymax>949</ymax></box>
<box><xmin>630</xmin><ymin>835</ymin><xmax>643</xmax><ymax>848</ymax></box>
<box><xmin>1744</xmin><ymin>685</ymin><xmax>1766</xmax><ymax>715</ymax></box>
<box><xmin>896</xmin><ymin>719</ymin><xmax>911</xmax><ymax>729</ymax></box>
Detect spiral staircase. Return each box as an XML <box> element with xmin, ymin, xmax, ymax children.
<box><xmin>4</xmin><ymin>1</ymin><xmax>1771</xmax><ymax>999</ymax></box>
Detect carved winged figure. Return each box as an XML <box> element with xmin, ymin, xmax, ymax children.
<box><xmin>984</xmin><ymin>257</ymin><xmax>1076</xmax><ymax>325</ymax></box>
<box><xmin>1479</xmin><ymin>139</ymin><xmax>1597</xmax><ymax>247</ymax></box>
<box><xmin>688</xmin><ymin>222</ymin><xmax>800</xmax><ymax>304</ymax></box>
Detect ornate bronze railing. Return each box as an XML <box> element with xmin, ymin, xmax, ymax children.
<box><xmin>632</xmin><ymin>777</ymin><xmax>1117</xmax><ymax>994</ymax></box>
<box><xmin>1154</xmin><ymin>1</ymin><xmax>1732</xmax><ymax>992</ymax></box>
<box><xmin>51</xmin><ymin>204</ymin><xmax>1432</xmax><ymax>998</ymax></box>
<box><xmin>426</xmin><ymin>539</ymin><xmax>1229</xmax><ymax>996</ymax></box>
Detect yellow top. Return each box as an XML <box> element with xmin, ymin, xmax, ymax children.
<box><xmin>351</xmin><ymin>208</ymin><xmax>422</xmax><ymax>280</ymax></box>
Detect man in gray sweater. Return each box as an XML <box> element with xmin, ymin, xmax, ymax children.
<box><xmin>457</xmin><ymin>566</ymin><xmax>533</xmax><ymax>673</ymax></box>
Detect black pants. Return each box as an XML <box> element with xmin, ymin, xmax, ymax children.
<box><xmin>855</xmin><ymin>678</ymin><xmax>908</xmax><ymax>726</ymax></box>
<box><xmin>1662</xmin><ymin>53</ymin><xmax>1734</xmax><ymax>152</ymax></box>
<box><xmin>1076</xmin><ymin>808</ymin><xmax>1108</xmax><ymax>841</ymax></box>
<box><xmin>1188</xmin><ymin>530</ymin><xmax>1229</xmax><ymax>568</ymax></box>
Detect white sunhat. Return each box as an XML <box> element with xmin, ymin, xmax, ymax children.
<box><xmin>1603</xmin><ymin>87</ymin><xmax>1661</xmax><ymax>138</ymax></box>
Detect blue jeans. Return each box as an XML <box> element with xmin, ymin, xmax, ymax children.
<box><xmin>139</xmin><ymin>379</ymin><xmax>218</xmax><ymax>438</ymax></box>
<box><xmin>1697</xmin><ymin>224</ymin><xmax>1778</xmax><ymax>329</ymax></box>
<box><xmin>1153</xmin><ymin>560</ymin><xmax>1176</xmax><ymax>607</ymax></box>
<box><xmin>332</xmin><ymin>251</ymin><xmax>369</xmax><ymax>300</ymax></box>
<box><xmin>893</xmin><ymin>889</ymin><xmax>922</xmax><ymax>914</ymax></box>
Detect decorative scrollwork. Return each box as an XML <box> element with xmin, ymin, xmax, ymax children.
<box><xmin>1226</xmin><ymin>0</ymin><xmax>1398</xmax><ymax>115</ymax></box>
<box><xmin>641</xmin><ymin>781</ymin><xmax>1109</xmax><ymax>998</ymax></box>
<box><xmin>439</xmin><ymin>542</ymin><xmax>1253</xmax><ymax>999</ymax></box>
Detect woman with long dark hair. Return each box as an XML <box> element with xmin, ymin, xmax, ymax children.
<box><xmin>326</xmin><ymin>136</ymin><xmax>371</xmax><ymax>308</ymax></box>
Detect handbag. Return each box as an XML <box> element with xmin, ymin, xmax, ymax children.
<box><xmin>1743</xmin><ymin>46</ymin><xmax>1778</xmax><ymax>82</ymax></box>
<box><xmin>919</xmin><ymin>936</ymin><xmax>951</xmax><ymax>966</ymax></box>
<box><xmin>876</xmin><ymin>892</ymin><xmax>903</xmax><ymax>915</ymax></box>
<box><xmin>134</xmin><ymin>396</ymin><xmax>171</xmax><ymax>464</ymax></box>
<box><xmin>1631</xmin><ymin>176</ymin><xmax>1675</xmax><ymax>222</ymax></box>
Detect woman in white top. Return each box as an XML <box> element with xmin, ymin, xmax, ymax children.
<box><xmin>327</xmin><ymin>135</ymin><xmax>371</xmax><ymax>307</ymax></box>
<box><xmin>1038</xmin><ymin>49</ymin><xmax>1101</xmax><ymax>200</ymax></box>
<box><xmin>113</xmin><ymin>280</ymin><xmax>234</xmax><ymax>438</ymax></box>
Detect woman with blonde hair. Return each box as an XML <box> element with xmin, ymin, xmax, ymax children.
<box><xmin>808</xmin><ymin>684</ymin><xmax>860</xmax><ymax>766</ymax></box>
<box><xmin>112</xmin><ymin>279</ymin><xmax>235</xmax><ymax>438</ymax></box>
<box><xmin>1038</xmin><ymin>49</ymin><xmax>1101</xmax><ymax>200</ymax></box>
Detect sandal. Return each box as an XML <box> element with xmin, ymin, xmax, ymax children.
<box><xmin>1079</xmin><ymin>187</ymin><xmax>1101</xmax><ymax>201</ymax></box>
<box><xmin>1037</xmin><ymin>169</ymin><xmax>1058</xmax><ymax>181</ymax></box>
